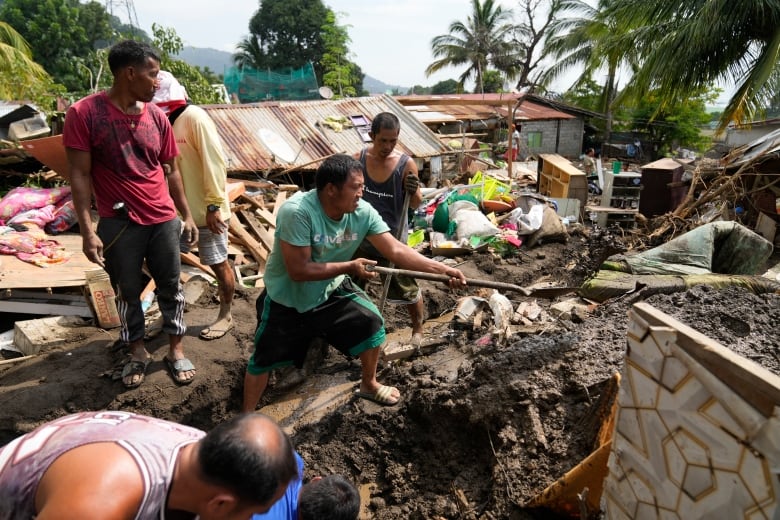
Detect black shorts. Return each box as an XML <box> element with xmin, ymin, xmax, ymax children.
<box><xmin>247</xmin><ymin>277</ymin><xmax>386</xmax><ymax>375</ymax></box>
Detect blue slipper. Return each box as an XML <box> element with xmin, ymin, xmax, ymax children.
<box><xmin>164</xmin><ymin>356</ymin><xmax>196</xmax><ymax>385</ymax></box>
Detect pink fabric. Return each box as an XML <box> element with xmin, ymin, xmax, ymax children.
<box><xmin>62</xmin><ymin>91</ymin><xmax>179</xmax><ymax>225</ymax></box>
<box><xmin>0</xmin><ymin>186</ymin><xmax>71</xmax><ymax>221</ymax></box>
<box><xmin>8</xmin><ymin>205</ymin><xmax>57</xmax><ymax>228</ymax></box>
<box><xmin>0</xmin><ymin>230</ymin><xmax>70</xmax><ymax>266</ymax></box>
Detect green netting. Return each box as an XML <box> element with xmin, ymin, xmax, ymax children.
<box><xmin>224</xmin><ymin>63</ymin><xmax>320</xmax><ymax>103</ymax></box>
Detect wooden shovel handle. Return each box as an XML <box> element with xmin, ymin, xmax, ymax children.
<box><xmin>368</xmin><ymin>265</ymin><xmax>531</xmax><ymax>296</ymax></box>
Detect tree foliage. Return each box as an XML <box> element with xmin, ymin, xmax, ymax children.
<box><xmin>426</xmin><ymin>0</ymin><xmax>515</xmax><ymax>93</ymax></box>
<box><xmin>152</xmin><ymin>24</ymin><xmax>222</xmax><ymax>105</ymax></box>
<box><xmin>606</xmin><ymin>0</ymin><xmax>780</xmax><ymax>131</ymax></box>
<box><xmin>503</xmin><ymin>0</ymin><xmax>561</xmax><ymax>91</ymax></box>
<box><xmin>0</xmin><ymin>0</ymin><xmax>113</xmax><ymax>91</ymax></box>
<box><xmin>622</xmin><ymin>87</ymin><xmax>715</xmax><ymax>154</ymax></box>
<box><xmin>0</xmin><ymin>21</ymin><xmax>58</xmax><ymax>105</ymax></box>
<box><xmin>320</xmin><ymin>10</ymin><xmax>362</xmax><ymax>98</ymax></box>
<box><xmin>481</xmin><ymin>70</ymin><xmax>504</xmax><ymax>93</ymax></box>
<box><xmin>431</xmin><ymin>79</ymin><xmax>461</xmax><ymax>95</ymax></box>
<box><xmin>543</xmin><ymin>0</ymin><xmax>640</xmax><ymax>140</ymax></box>
<box><xmin>244</xmin><ymin>0</ymin><xmax>329</xmax><ymax>83</ymax></box>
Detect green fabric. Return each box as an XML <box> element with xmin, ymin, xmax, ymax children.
<box><xmin>608</xmin><ymin>222</ymin><xmax>773</xmax><ymax>276</ymax></box>
<box><xmin>583</xmin><ymin>223</ymin><xmax>778</xmax><ymax>302</ymax></box>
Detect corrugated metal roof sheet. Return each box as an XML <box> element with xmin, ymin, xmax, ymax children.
<box><xmin>202</xmin><ymin>94</ymin><xmax>449</xmax><ymax>175</ymax></box>
<box><xmin>0</xmin><ymin>103</ymin><xmax>39</xmax><ymax>126</ymax></box>
<box><xmin>723</xmin><ymin>126</ymin><xmax>780</xmax><ymax>168</ymax></box>
<box><xmin>396</xmin><ymin>95</ymin><xmax>574</xmax><ymax>123</ymax></box>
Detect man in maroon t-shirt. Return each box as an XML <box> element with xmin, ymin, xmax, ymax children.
<box><xmin>63</xmin><ymin>40</ymin><xmax>199</xmax><ymax>388</ymax></box>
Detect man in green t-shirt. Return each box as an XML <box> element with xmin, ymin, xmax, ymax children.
<box><xmin>241</xmin><ymin>154</ymin><xmax>466</xmax><ymax>410</ymax></box>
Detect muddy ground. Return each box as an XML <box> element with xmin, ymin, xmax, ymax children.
<box><xmin>1</xmin><ymin>225</ymin><xmax>778</xmax><ymax>519</ymax></box>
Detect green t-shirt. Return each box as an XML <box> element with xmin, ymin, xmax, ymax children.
<box><xmin>264</xmin><ymin>190</ymin><xmax>390</xmax><ymax>312</ymax></box>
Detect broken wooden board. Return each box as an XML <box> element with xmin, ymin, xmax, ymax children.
<box><xmin>181</xmin><ymin>251</ymin><xmax>216</xmax><ymax>278</ymax></box>
<box><xmin>227</xmin><ymin>181</ymin><xmax>246</xmax><ymax>202</ymax></box>
<box><xmin>229</xmin><ymin>217</ymin><xmax>268</xmax><ymax>264</ymax></box>
<box><xmin>0</xmin><ymin>234</ymin><xmax>96</xmax><ymax>290</ymax></box>
<box><xmin>238</xmin><ymin>209</ymin><xmax>275</xmax><ymax>253</ymax></box>
<box><xmin>13</xmin><ymin>315</ymin><xmax>88</xmax><ymax>356</ymax></box>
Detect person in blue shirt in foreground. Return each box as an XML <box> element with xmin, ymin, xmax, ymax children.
<box><xmin>253</xmin><ymin>451</ymin><xmax>360</xmax><ymax>520</ymax></box>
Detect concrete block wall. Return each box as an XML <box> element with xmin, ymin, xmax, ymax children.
<box><xmin>521</xmin><ymin>119</ymin><xmax>584</xmax><ymax>159</ymax></box>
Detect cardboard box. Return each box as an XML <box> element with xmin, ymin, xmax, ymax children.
<box><xmin>85</xmin><ymin>269</ymin><xmax>121</xmax><ymax>329</ymax></box>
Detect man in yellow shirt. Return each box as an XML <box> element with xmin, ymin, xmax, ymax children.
<box><xmin>154</xmin><ymin>72</ymin><xmax>235</xmax><ymax>349</ymax></box>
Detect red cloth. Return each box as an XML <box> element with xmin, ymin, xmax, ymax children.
<box><xmin>62</xmin><ymin>91</ymin><xmax>179</xmax><ymax>225</ymax></box>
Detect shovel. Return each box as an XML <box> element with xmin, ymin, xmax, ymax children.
<box><xmin>367</xmin><ymin>265</ymin><xmax>579</xmax><ymax>299</ymax></box>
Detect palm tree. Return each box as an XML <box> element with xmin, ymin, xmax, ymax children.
<box><xmin>0</xmin><ymin>21</ymin><xmax>51</xmax><ymax>99</ymax></box>
<box><xmin>425</xmin><ymin>0</ymin><xmax>515</xmax><ymax>93</ymax></box>
<box><xmin>233</xmin><ymin>35</ymin><xmax>264</xmax><ymax>71</ymax></box>
<box><xmin>542</xmin><ymin>0</ymin><xmax>638</xmax><ymax>141</ymax></box>
<box><xmin>607</xmin><ymin>0</ymin><xmax>780</xmax><ymax>131</ymax></box>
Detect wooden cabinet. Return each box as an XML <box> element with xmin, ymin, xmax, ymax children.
<box><xmin>537</xmin><ymin>154</ymin><xmax>588</xmax><ymax>214</ymax></box>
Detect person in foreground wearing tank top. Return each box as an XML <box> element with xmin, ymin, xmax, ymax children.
<box><xmin>0</xmin><ymin>411</ymin><xmax>298</xmax><ymax>520</ymax></box>
<box><xmin>353</xmin><ymin>112</ymin><xmax>426</xmax><ymax>347</ymax></box>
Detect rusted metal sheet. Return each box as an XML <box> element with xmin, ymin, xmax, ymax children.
<box><xmin>202</xmin><ymin>94</ymin><xmax>449</xmax><ymax>175</ymax></box>
<box><xmin>396</xmin><ymin>94</ymin><xmax>575</xmax><ymax>121</ymax></box>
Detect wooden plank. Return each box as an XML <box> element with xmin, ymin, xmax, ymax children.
<box><xmin>237</xmin><ymin>194</ymin><xmax>277</xmax><ymax>227</ymax></box>
<box><xmin>0</xmin><ymin>300</ymin><xmax>93</xmax><ymax>318</ymax></box>
<box><xmin>255</xmin><ymin>207</ymin><xmax>277</xmax><ymax>228</ymax></box>
<box><xmin>227</xmin><ymin>178</ymin><xmax>276</xmax><ymax>190</ymax></box>
<box><xmin>180</xmin><ymin>252</ymin><xmax>216</xmax><ymax>278</ymax></box>
<box><xmin>1</xmin><ymin>290</ymin><xmax>86</xmax><ymax>303</ymax></box>
<box><xmin>239</xmin><ymin>193</ymin><xmax>266</xmax><ymax>212</ymax></box>
<box><xmin>272</xmin><ymin>190</ymin><xmax>287</xmax><ymax>221</ymax></box>
<box><xmin>238</xmin><ymin>210</ymin><xmax>275</xmax><ymax>252</ymax></box>
<box><xmin>0</xmin><ymin>234</ymin><xmax>97</xmax><ymax>290</ymax></box>
<box><xmin>228</xmin><ymin>218</ymin><xmax>268</xmax><ymax>264</ymax></box>
<box><xmin>227</xmin><ymin>181</ymin><xmax>246</xmax><ymax>202</ymax></box>
<box><xmin>584</xmin><ymin>205</ymin><xmax>638</xmax><ymax>214</ymax></box>
<box><xmin>0</xmin><ymin>355</ymin><xmax>36</xmax><ymax>366</ymax></box>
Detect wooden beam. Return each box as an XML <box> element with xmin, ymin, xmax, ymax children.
<box><xmin>0</xmin><ymin>355</ymin><xmax>36</xmax><ymax>366</ymax></box>
<box><xmin>238</xmin><ymin>210</ymin><xmax>275</xmax><ymax>253</ymax></box>
<box><xmin>272</xmin><ymin>190</ymin><xmax>287</xmax><ymax>221</ymax></box>
<box><xmin>227</xmin><ymin>181</ymin><xmax>246</xmax><ymax>202</ymax></box>
<box><xmin>180</xmin><ymin>252</ymin><xmax>216</xmax><ymax>278</ymax></box>
<box><xmin>227</xmin><ymin>178</ymin><xmax>276</xmax><ymax>190</ymax></box>
<box><xmin>228</xmin><ymin>217</ymin><xmax>268</xmax><ymax>264</ymax></box>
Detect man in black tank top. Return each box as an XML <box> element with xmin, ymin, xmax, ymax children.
<box><xmin>353</xmin><ymin>112</ymin><xmax>426</xmax><ymax>347</ymax></box>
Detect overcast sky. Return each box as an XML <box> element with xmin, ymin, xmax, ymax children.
<box><xmin>127</xmin><ymin>0</ymin><xmax>575</xmax><ymax>91</ymax></box>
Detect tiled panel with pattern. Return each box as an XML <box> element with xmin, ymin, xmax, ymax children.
<box><xmin>602</xmin><ymin>303</ymin><xmax>780</xmax><ymax>519</ymax></box>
